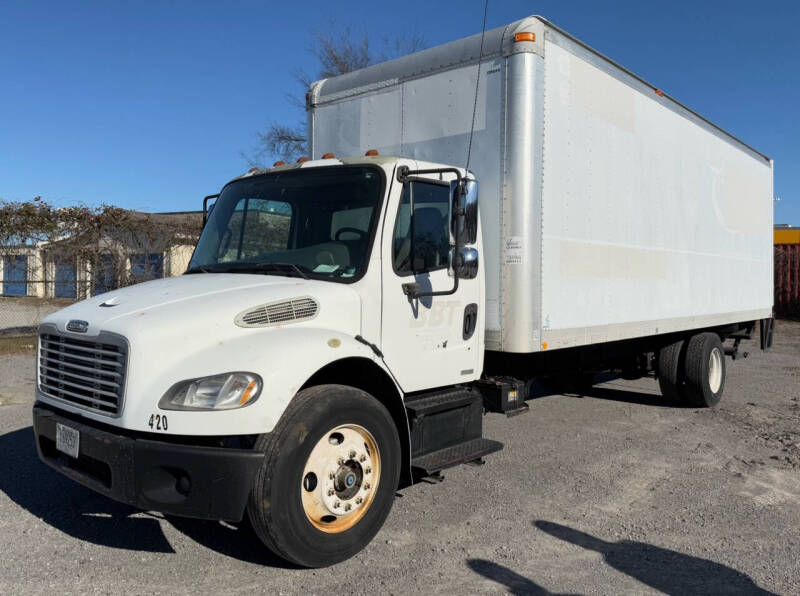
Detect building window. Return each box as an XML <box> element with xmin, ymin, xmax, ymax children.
<box><xmin>2</xmin><ymin>255</ymin><xmax>28</xmax><ymax>296</ymax></box>
<box><xmin>130</xmin><ymin>253</ymin><xmax>164</xmax><ymax>282</ymax></box>
<box><xmin>93</xmin><ymin>254</ymin><xmax>118</xmax><ymax>295</ymax></box>
<box><xmin>53</xmin><ymin>259</ymin><xmax>77</xmax><ymax>298</ymax></box>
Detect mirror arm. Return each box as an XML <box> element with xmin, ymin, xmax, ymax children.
<box><xmin>397</xmin><ymin>166</ymin><xmax>463</xmax><ymax>187</ymax></box>
<box><xmin>202</xmin><ymin>194</ymin><xmax>219</xmax><ymax>226</ymax></box>
<box><xmin>397</xmin><ymin>166</ymin><xmax>467</xmax><ymax>300</ymax></box>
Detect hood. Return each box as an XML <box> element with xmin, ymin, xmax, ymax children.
<box><xmin>41</xmin><ymin>273</ymin><xmax>362</xmax><ymax>340</ymax></box>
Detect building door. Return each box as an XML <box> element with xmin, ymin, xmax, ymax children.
<box><xmin>54</xmin><ymin>260</ymin><xmax>77</xmax><ymax>298</ymax></box>
<box><xmin>2</xmin><ymin>256</ymin><xmax>27</xmax><ymax>296</ymax></box>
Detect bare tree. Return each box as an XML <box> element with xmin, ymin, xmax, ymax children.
<box><xmin>246</xmin><ymin>28</ymin><xmax>425</xmax><ymax>165</ymax></box>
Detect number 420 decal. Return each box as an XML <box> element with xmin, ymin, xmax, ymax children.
<box><xmin>148</xmin><ymin>413</ymin><xmax>168</xmax><ymax>431</ymax></box>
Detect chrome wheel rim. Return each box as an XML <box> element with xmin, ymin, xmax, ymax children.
<box><xmin>708</xmin><ymin>347</ymin><xmax>723</xmax><ymax>393</ymax></box>
<box><xmin>300</xmin><ymin>424</ymin><xmax>381</xmax><ymax>533</ymax></box>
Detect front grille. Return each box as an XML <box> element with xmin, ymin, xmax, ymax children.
<box><xmin>38</xmin><ymin>331</ymin><xmax>127</xmax><ymax>416</ymax></box>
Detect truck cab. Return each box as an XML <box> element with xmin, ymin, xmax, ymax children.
<box><xmin>32</xmin><ymin>154</ymin><xmax>496</xmax><ymax>567</ymax></box>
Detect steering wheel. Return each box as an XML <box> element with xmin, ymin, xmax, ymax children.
<box><xmin>334</xmin><ymin>227</ymin><xmax>367</xmax><ymax>241</ymax></box>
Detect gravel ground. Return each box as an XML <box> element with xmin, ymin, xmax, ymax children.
<box><xmin>0</xmin><ymin>322</ymin><xmax>798</xmax><ymax>595</ymax></box>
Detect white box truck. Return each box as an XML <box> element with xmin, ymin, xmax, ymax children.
<box><xmin>33</xmin><ymin>16</ymin><xmax>774</xmax><ymax>567</ymax></box>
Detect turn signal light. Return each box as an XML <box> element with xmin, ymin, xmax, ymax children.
<box><xmin>273</xmin><ymin>160</ymin><xmax>286</xmax><ymax>167</ymax></box>
<box><xmin>322</xmin><ymin>152</ymin><xmax>335</xmax><ymax>159</ymax></box>
<box><xmin>297</xmin><ymin>156</ymin><xmax>310</xmax><ymax>163</ymax></box>
<box><xmin>514</xmin><ymin>32</ymin><xmax>536</xmax><ymax>43</ymax></box>
<box><xmin>365</xmin><ymin>149</ymin><xmax>379</xmax><ymax>156</ymax></box>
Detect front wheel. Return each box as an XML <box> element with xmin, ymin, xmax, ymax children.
<box><xmin>248</xmin><ymin>384</ymin><xmax>401</xmax><ymax>567</ymax></box>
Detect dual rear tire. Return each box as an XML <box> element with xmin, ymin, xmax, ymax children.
<box><xmin>658</xmin><ymin>332</ymin><xmax>725</xmax><ymax>407</ymax></box>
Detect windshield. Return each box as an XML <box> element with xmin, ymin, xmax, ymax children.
<box><xmin>188</xmin><ymin>166</ymin><xmax>384</xmax><ymax>282</ymax></box>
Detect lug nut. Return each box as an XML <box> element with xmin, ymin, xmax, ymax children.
<box><xmin>334</xmin><ymin>501</ymin><xmax>341</xmax><ymax>508</ymax></box>
<box><xmin>364</xmin><ymin>482</ymin><xmax>371</xmax><ymax>490</ymax></box>
<box><xmin>359</xmin><ymin>455</ymin><xmax>366</xmax><ymax>462</ymax></box>
<box><xmin>365</xmin><ymin>467</ymin><xmax>372</xmax><ymax>474</ymax></box>
<box><xmin>344</xmin><ymin>503</ymin><xmax>352</xmax><ymax>511</ymax></box>
<box><xmin>329</xmin><ymin>472</ymin><xmax>335</xmax><ymax>480</ymax></box>
<box><xmin>356</xmin><ymin>497</ymin><xmax>363</xmax><ymax>504</ymax></box>
<box><xmin>337</xmin><ymin>457</ymin><xmax>345</xmax><ymax>465</ymax></box>
<box><xmin>327</xmin><ymin>488</ymin><xmax>335</xmax><ymax>496</ymax></box>
<box><xmin>349</xmin><ymin>450</ymin><xmax>356</xmax><ymax>458</ymax></box>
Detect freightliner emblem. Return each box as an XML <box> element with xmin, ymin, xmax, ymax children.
<box><xmin>66</xmin><ymin>320</ymin><xmax>89</xmax><ymax>333</ymax></box>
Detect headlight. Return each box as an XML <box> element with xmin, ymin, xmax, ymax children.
<box><xmin>159</xmin><ymin>372</ymin><xmax>262</xmax><ymax>411</ymax></box>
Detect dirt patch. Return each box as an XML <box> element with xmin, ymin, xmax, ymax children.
<box><xmin>0</xmin><ymin>335</ymin><xmax>36</xmax><ymax>355</ymax></box>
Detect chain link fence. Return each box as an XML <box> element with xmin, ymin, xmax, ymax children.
<box><xmin>0</xmin><ymin>295</ymin><xmax>76</xmax><ymax>335</ymax></box>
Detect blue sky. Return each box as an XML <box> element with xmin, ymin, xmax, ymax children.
<box><xmin>1</xmin><ymin>0</ymin><xmax>798</xmax><ymax>222</ymax></box>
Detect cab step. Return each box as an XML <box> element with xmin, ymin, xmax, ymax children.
<box><xmin>411</xmin><ymin>437</ymin><xmax>503</xmax><ymax>475</ymax></box>
<box><xmin>405</xmin><ymin>387</ymin><xmax>503</xmax><ymax>476</ymax></box>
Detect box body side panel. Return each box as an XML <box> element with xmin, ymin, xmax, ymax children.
<box><xmin>537</xmin><ymin>38</ymin><xmax>773</xmax><ymax>350</ymax></box>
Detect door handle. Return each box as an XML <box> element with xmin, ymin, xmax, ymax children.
<box><xmin>463</xmin><ymin>303</ymin><xmax>478</xmax><ymax>340</ymax></box>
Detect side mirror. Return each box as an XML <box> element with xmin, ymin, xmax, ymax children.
<box><xmin>449</xmin><ymin>179</ymin><xmax>479</xmax><ymax>246</ymax></box>
<box><xmin>448</xmin><ymin>246</ymin><xmax>479</xmax><ymax>279</ymax></box>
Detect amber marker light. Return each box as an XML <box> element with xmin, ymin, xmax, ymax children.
<box><xmin>514</xmin><ymin>32</ymin><xmax>536</xmax><ymax>43</ymax></box>
<box><xmin>322</xmin><ymin>152</ymin><xmax>335</xmax><ymax>158</ymax></box>
<box><xmin>240</xmin><ymin>380</ymin><xmax>259</xmax><ymax>406</ymax></box>
<box><xmin>297</xmin><ymin>156</ymin><xmax>310</xmax><ymax>163</ymax></box>
<box><xmin>273</xmin><ymin>160</ymin><xmax>286</xmax><ymax>167</ymax></box>
<box><xmin>365</xmin><ymin>149</ymin><xmax>379</xmax><ymax>156</ymax></box>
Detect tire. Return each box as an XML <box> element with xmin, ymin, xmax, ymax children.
<box><xmin>247</xmin><ymin>384</ymin><xmax>401</xmax><ymax>567</ymax></box>
<box><xmin>657</xmin><ymin>340</ymin><xmax>687</xmax><ymax>404</ymax></box>
<box><xmin>684</xmin><ymin>333</ymin><xmax>726</xmax><ymax>407</ymax></box>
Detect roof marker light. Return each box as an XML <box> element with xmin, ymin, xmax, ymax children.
<box><xmin>322</xmin><ymin>152</ymin><xmax>335</xmax><ymax>159</ymax></box>
<box><xmin>514</xmin><ymin>32</ymin><xmax>536</xmax><ymax>43</ymax></box>
<box><xmin>248</xmin><ymin>167</ymin><xmax>259</xmax><ymax>174</ymax></box>
<box><xmin>297</xmin><ymin>157</ymin><xmax>310</xmax><ymax>163</ymax></box>
<box><xmin>365</xmin><ymin>149</ymin><xmax>379</xmax><ymax>156</ymax></box>
<box><xmin>273</xmin><ymin>160</ymin><xmax>286</xmax><ymax>167</ymax></box>
<box><xmin>654</xmin><ymin>89</ymin><xmax>665</xmax><ymax>97</ymax></box>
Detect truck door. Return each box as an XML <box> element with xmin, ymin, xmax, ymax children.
<box><xmin>380</xmin><ymin>175</ymin><xmax>482</xmax><ymax>392</ymax></box>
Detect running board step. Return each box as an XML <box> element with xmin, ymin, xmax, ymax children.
<box><xmin>411</xmin><ymin>438</ymin><xmax>503</xmax><ymax>475</ymax></box>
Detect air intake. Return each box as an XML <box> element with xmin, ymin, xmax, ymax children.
<box><xmin>235</xmin><ymin>297</ymin><xmax>319</xmax><ymax>328</ymax></box>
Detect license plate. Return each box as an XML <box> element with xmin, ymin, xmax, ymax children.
<box><xmin>56</xmin><ymin>423</ymin><xmax>80</xmax><ymax>459</ymax></box>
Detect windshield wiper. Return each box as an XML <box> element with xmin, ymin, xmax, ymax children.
<box><xmin>215</xmin><ymin>262</ymin><xmax>311</xmax><ymax>279</ymax></box>
<box><xmin>185</xmin><ymin>262</ymin><xmax>311</xmax><ymax>279</ymax></box>
<box><xmin>256</xmin><ymin>262</ymin><xmax>311</xmax><ymax>279</ymax></box>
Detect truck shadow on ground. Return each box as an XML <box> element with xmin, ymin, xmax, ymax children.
<box><xmin>569</xmin><ymin>385</ymin><xmax>669</xmax><ymax>408</ymax></box>
<box><xmin>0</xmin><ymin>426</ymin><xmax>293</xmax><ymax>567</ymax></box>
<box><xmin>468</xmin><ymin>521</ymin><xmax>776</xmax><ymax>595</ymax></box>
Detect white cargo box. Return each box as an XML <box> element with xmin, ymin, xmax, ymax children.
<box><xmin>309</xmin><ymin>16</ymin><xmax>774</xmax><ymax>353</ymax></box>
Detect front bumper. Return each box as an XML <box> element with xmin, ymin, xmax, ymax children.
<box><xmin>32</xmin><ymin>403</ymin><xmax>265</xmax><ymax>521</ymax></box>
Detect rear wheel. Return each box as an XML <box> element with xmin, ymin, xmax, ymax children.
<box><xmin>684</xmin><ymin>332</ymin><xmax>726</xmax><ymax>407</ymax></box>
<box><xmin>657</xmin><ymin>340</ymin><xmax>687</xmax><ymax>404</ymax></box>
<box><xmin>248</xmin><ymin>384</ymin><xmax>401</xmax><ymax>567</ymax></box>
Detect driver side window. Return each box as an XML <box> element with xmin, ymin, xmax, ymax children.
<box><xmin>392</xmin><ymin>181</ymin><xmax>450</xmax><ymax>276</ymax></box>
